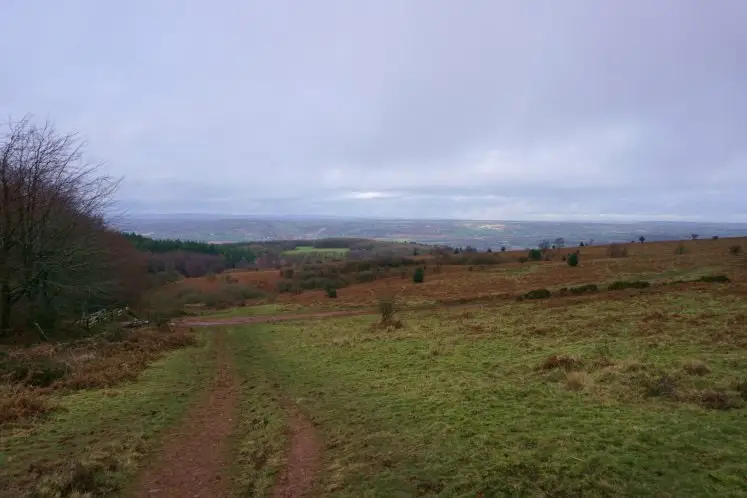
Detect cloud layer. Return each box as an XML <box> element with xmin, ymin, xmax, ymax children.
<box><xmin>2</xmin><ymin>0</ymin><xmax>746</xmax><ymax>220</ymax></box>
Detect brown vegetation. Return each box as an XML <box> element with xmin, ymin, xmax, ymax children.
<box><xmin>0</xmin><ymin>326</ymin><xmax>195</xmax><ymax>424</ymax></box>
<box><xmin>175</xmin><ymin>235</ymin><xmax>746</xmax><ymax>310</ymax></box>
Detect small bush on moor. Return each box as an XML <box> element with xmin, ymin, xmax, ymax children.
<box><xmin>413</xmin><ymin>267</ymin><xmax>425</xmax><ymax>283</ymax></box>
<box><xmin>520</xmin><ymin>288</ymin><xmax>551</xmax><ymax>300</ymax></box>
<box><xmin>608</xmin><ymin>280</ymin><xmax>651</xmax><ymax>291</ymax></box>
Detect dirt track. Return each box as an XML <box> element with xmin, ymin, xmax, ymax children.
<box><xmin>273</xmin><ymin>404</ymin><xmax>322</xmax><ymax>498</ymax></box>
<box><xmin>131</xmin><ymin>330</ymin><xmax>239</xmax><ymax>498</ymax></box>
<box><xmin>132</xmin><ymin>321</ymin><xmax>324</xmax><ymax>498</ymax></box>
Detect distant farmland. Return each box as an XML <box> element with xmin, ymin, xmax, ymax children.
<box><xmin>281</xmin><ymin>246</ymin><xmax>350</xmax><ymax>259</ymax></box>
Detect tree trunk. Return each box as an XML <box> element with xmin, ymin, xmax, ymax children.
<box><xmin>0</xmin><ymin>281</ymin><xmax>11</xmax><ymax>335</ymax></box>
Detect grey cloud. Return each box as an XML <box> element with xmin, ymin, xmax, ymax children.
<box><xmin>1</xmin><ymin>0</ymin><xmax>746</xmax><ymax>221</ymax></box>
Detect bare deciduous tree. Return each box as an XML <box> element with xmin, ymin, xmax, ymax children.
<box><xmin>0</xmin><ymin>116</ymin><xmax>126</xmax><ymax>336</ymax></box>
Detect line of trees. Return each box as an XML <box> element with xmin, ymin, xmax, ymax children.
<box><xmin>123</xmin><ymin>233</ymin><xmax>255</xmax><ymax>271</ymax></box>
<box><xmin>1</xmin><ymin>116</ymin><xmax>147</xmax><ymax>337</ymax></box>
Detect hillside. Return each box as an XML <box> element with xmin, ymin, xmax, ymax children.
<box><xmin>3</xmin><ymin>235</ymin><xmax>747</xmax><ymax>496</ymax></box>
<box><xmin>116</xmin><ymin>217</ymin><xmax>747</xmax><ymax>249</ymax></box>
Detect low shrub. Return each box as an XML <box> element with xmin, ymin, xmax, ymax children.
<box><xmin>608</xmin><ymin>280</ymin><xmax>651</xmax><ymax>291</ymax></box>
<box><xmin>569</xmin><ymin>283</ymin><xmax>598</xmax><ymax>295</ymax></box>
<box><xmin>697</xmin><ymin>274</ymin><xmax>730</xmax><ymax>283</ymax></box>
<box><xmin>378</xmin><ymin>294</ymin><xmax>397</xmax><ymax>325</ymax></box>
<box><xmin>566</xmin><ymin>252</ymin><xmax>579</xmax><ymax>267</ymax></box>
<box><xmin>694</xmin><ymin>390</ymin><xmax>744</xmax><ymax>410</ymax></box>
<box><xmin>527</xmin><ymin>249</ymin><xmax>542</xmax><ymax>261</ymax></box>
<box><xmin>674</xmin><ymin>244</ymin><xmax>687</xmax><ymax>255</ymax></box>
<box><xmin>517</xmin><ymin>257</ymin><xmax>529</xmax><ymax>263</ymax></box>
<box><xmin>642</xmin><ymin>372</ymin><xmax>678</xmax><ymax>398</ymax></box>
<box><xmin>0</xmin><ymin>390</ymin><xmax>51</xmax><ymax>424</ymax></box>
<box><xmin>1</xmin><ymin>327</ymin><xmax>196</xmax><ymax>424</ymax></box>
<box><xmin>540</xmin><ymin>354</ymin><xmax>583</xmax><ymax>371</ymax></box>
<box><xmin>413</xmin><ymin>267</ymin><xmax>425</xmax><ymax>283</ymax></box>
<box><xmin>729</xmin><ymin>245</ymin><xmax>742</xmax><ymax>255</ymax></box>
<box><xmin>1</xmin><ymin>356</ymin><xmax>71</xmax><ymax>387</ymax></box>
<box><xmin>682</xmin><ymin>359</ymin><xmax>710</xmax><ymax>376</ymax></box>
<box><xmin>276</xmin><ymin>279</ymin><xmax>294</xmax><ymax>293</ymax></box>
<box><xmin>521</xmin><ymin>288</ymin><xmax>551</xmax><ymax>300</ymax></box>
<box><xmin>607</xmin><ymin>244</ymin><xmax>628</xmax><ymax>258</ymax></box>
<box><xmin>325</xmin><ymin>286</ymin><xmax>337</xmax><ymax>298</ymax></box>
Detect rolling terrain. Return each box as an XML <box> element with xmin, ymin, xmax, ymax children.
<box><xmin>2</xmin><ymin>236</ymin><xmax>747</xmax><ymax>496</ymax></box>
<box><xmin>117</xmin><ymin>216</ymin><xmax>747</xmax><ymax>250</ymax></box>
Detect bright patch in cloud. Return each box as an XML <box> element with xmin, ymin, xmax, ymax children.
<box><xmin>344</xmin><ymin>191</ymin><xmax>396</xmax><ymax>200</ymax></box>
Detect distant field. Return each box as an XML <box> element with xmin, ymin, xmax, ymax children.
<box><xmin>281</xmin><ymin>246</ymin><xmax>350</xmax><ymax>257</ymax></box>
<box><xmin>230</xmin><ymin>288</ymin><xmax>747</xmax><ymax>496</ymax></box>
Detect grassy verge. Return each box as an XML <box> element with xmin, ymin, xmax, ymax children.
<box><xmin>227</xmin><ymin>327</ymin><xmax>287</xmax><ymax>496</ymax></box>
<box><xmin>0</xmin><ymin>334</ymin><xmax>215</xmax><ymax>497</ymax></box>
<box><xmin>233</xmin><ymin>289</ymin><xmax>747</xmax><ymax>496</ymax></box>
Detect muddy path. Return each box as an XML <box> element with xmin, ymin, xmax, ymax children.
<box><xmin>131</xmin><ymin>329</ymin><xmax>239</xmax><ymax>498</ymax></box>
<box><xmin>273</xmin><ymin>404</ymin><xmax>322</xmax><ymax>498</ymax></box>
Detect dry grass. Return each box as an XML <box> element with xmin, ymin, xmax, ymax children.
<box><xmin>1</xmin><ymin>334</ymin><xmax>212</xmax><ymax>497</ymax></box>
<box><xmin>164</xmin><ymin>237</ymin><xmax>747</xmax><ymax>319</ymax></box>
<box><xmin>0</xmin><ymin>387</ymin><xmax>51</xmax><ymax>424</ymax></box>
<box><xmin>0</xmin><ymin>326</ymin><xmax>196</xmax><ymax>425</ymax></box>
<box><xmin>565</xmin><ymin>371</ymin><xmax>593</xmax><ymax>391</ymax></box>
<box><xmin>682</xmin><ymin>359</ymin><xmax>711</xmax><ymax>376</ymax></box>
<box><xmin>262</xmin><ymin>236</ymin><xmax>747</xmax><ymax>309</ymax></box>
<box><xmin>540</xmin><ymin>354</ymin><xmax>584</xmax><ymax>371</ymax></box>
<box><xmin>692</xmin><ymin>389</ymin><xmax>745</xmax><ymax>410</ymax></box>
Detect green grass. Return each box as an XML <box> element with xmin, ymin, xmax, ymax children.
<box><xmin>230</xmin><ymin>289</ymin><xmax>747</xmax><ymax>496</ymax></box>
<box><xmin>227</xmin><ymin>327</ymin><xmax>288</xmax><ymax>496</ymax></box>
<box><xmin>0</xmin><ymin>334</ymin><xmax>215</xmax><ymax>497</ymax></box>
<box><xmin>282</xmin><ymin>246</ymin><xmax>350</xmax><ymax>258</ymax></box>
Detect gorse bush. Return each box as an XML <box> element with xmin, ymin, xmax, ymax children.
<box><xmin>569</xmin><ymin>283</ymin><xmax>598</xmax><ymax>295</ymax></box>
<box><xmin>697</xmin><ymin>275</ymin><xmax>730</xmax><ymax>283</ymax></box>
<box><xmin>325</xmin><ymin>286</ymin><xmax>338</xmax><ymax>298</ymax></box>
<box><xmin>608</xmin><ymin>280</ymin><xmax>651</xmax><ymax>291</ymax></box>
<box><xmin>520</xmin><ymin>288</ymin><xmax>551</xmax><ymax>300</ymax></box>
<box><xmin>378</xmin><ymin>295</ymin><xmax>396</xmax><ymax>324</ymax></box>
<box><xmin>729</xmin><ymin>245</ymin><xmax>742</xmax><ymax>255</ymax></box>
<box><xmin>567</xmin><ymin>252</ymin><xmax>579</xmax><ymax>267</ymax></box>
<box><xmin>527</xmin><ymin>249</ymin><xmax>542</xmax><ymax>261</ymax></box>
<box><xmin>413</xmin><ymin>267</ymin><xmax>425</xmax><ymax>283</ymax></box>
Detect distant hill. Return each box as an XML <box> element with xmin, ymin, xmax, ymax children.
<box><xmin>115</xmin><ymin>216</ymin><xmax>747</xmax><ymax>250</ymax></box>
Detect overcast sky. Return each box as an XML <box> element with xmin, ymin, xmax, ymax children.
<box><xmin>2</xmin><ymin>1</ymin><xmax>746</xmax><ymax>221</ymax></box>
